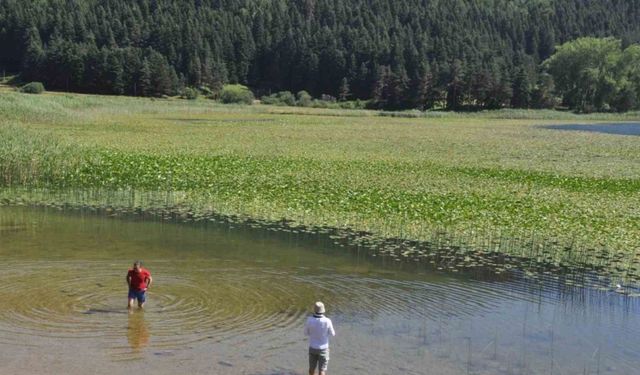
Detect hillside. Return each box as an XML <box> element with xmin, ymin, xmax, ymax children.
<box><xmin>2</xmin><ymin>0</ymin><xmax>640</xmax><ymax>109</ymax></box>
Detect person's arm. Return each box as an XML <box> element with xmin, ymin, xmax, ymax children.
<box><xmin>328</xmin><ymin>320</ymin><xmax>335</xmax><ymax>336</ymax></box>
<box><xmin>145</xmin><ymin>275</ymin><xmax>153</xmax><ymax>289</ymax></box>
<box><xmin>304</xmin><ymin>319</ymin><xmax>310</xmax><ymax>337</ymax></box>
<box><xmin>126</xmin><ymin>273</ymin><xmax>131</xmax><ymax>289</ymax></box>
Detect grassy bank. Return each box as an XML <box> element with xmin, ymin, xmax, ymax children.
<box><xmin>1</xmin><ymin>91</ymin><xmax>640</xmax><ymax>277</ymax></box>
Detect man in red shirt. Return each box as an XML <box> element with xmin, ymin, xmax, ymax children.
<box><xmin>126</xmin><ymin>260</ymin><xmax>152</xmax><ymax>309</ymax></box>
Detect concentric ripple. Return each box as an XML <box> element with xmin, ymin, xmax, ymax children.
<box><xmin>0</xmin><ymin>257</ymin><xmax>526</xmax><ymax>357</ymax></box>
<box><xmin>0</xmin><ymin>259</ymin><xmax>310</xmax><ymax>358</ymax></box>
<box><xmin>3</xmin><ymin>206</ymin><xmax>640</xmax><ymax>374</ymax></box>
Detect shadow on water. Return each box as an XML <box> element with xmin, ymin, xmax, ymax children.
<box><xmin>126</xmin><ymin>310</ymin><xmax>150</xmax><ymax>353</ymax></box>
<box><xmin>543</xmin><ymin>122</ymin><xmax>640</xmax><ymax>136</ymax></box>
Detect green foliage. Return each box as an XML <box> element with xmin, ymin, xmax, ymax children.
<box><xmin>181</xmin><ymin>87</ymin><xmax>199</xmax><ymax>100</ymax></box>
<box><xmin>260</xmin><ymin>91</ymin><xmax>368</xmax><ymax>109</ymax></box>
<box><xmin>446</xmin><ymin>60</ymin><xmax>466</xmax><ymax>111</ymax></box>
<box><xmin>338</xmin><ymin>78</ymin><xmax>350</xmax><ymax>101</ymax></box>
<box><xmin>530</xmin><ymin>73</ymin><xmax>559</xmax><ymax>109</ymax></box>
<box><xmin>296</xmin><ymin>91</ymin><xmax>312</xmax><ymax>107</ymax></box>
<box><xmin>330</xmin><ymin>99</ymin><xmax>367</xmax><ymax>110</ymax></box>
<box><xmin>220</xmin><ymin>84</ymin><xmax>254</xmax><ymax>105</ymax></box>
<box><xmin>198</xmin><ymin>86</ymin><xmax>218</xmax><ymax>99</ymax></box>
<box><xmin>3</xmin><ymin>0</ymin><xmax>640</xmax><ymax>110</ymax></box>
<box><xmin>19</xmin><ymin>82</ymin><xmax>45</xmax><ymax>94</ymax></box>
<box><xmin>545</xmin><ymin>37</ymin><xmax>640</xmax><ymax>112</ymax></box>
<box><xmin>261</xmin><ymin>91</ymin><xmax>296</xmax><ymax>106</ymax></box>
<box><xmin>1</xmin><ymin>92</ymin><xmax>639</xmax><ymax>265</ymax></box>
<box><xmin>278</xmin><ymin>91</ymin><xmax>296</xmax><ymax>106</ymax></box>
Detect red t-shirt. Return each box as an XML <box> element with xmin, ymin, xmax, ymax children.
<box><xmin>128</xmin><ymin>268</ymin><xmax>151</xmax><ymax>291</ymax></box>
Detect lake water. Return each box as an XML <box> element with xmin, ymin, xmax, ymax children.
<box><xmin>544</xmin><ymin>123</ymin><xmax>640</xmax><ymax>136</ymax></box>
<box><xmin>1</xmin><ymin>206</ymin><xmax>639</xmax><ymax>374</ymax></box>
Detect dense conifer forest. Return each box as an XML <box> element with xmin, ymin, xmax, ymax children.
<box><xmin>2</xmin><ymin>0</ymin><xmax>640</xmax><ymax>110</ymax></box>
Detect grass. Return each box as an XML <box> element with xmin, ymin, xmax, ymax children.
<box><xmin>1</xmin><ymin>91</ymin><xmax>640</xmax><ymax>279</ymax></box>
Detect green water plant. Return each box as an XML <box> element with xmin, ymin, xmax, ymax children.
<box><xmin>0</xmin><ymin>91</ymin><xmax>639</xmax><ymax>281</ymax></box>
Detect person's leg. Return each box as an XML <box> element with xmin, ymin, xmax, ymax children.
<box><xmin>127</xmin><ymin>289</ymin><xmax>136</xmax><ymax>309</ymax></box>
<box><xmin>318</xmin><ymin>349</ymin><xmax>329</xmax><ymax>375</ymax></box>
<box><xmin>309</xmin><ymin>349</ymin><xmax>318</xmax><ymax>375</ymax></box>
<box><xmin>137</xmin><ymin>290</ymin><xmax>146</xmax><ymax>309</ymax></box>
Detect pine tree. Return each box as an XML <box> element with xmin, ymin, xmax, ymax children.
<box><xmin>372</xmin><ymin>65</ymin><xmax>390</xmax><ymax>109</ymax></box>
<box><xmin>122</xmin><ymin>48</ymin><xmax>142</xmax><ymax>96</ymax></box>
<box><xmin>188</xmin><ymin>54</ymin><xmax>202</xmax><ymax>87</ymax></box>
<box><xmin>168</xmin><ymin>66</ymin><xmax>181</xmax><ymax>96</ymax></box>
<box><xmin>338</xmin><ymin>77</ymin><xmax>350</xmax><ymax>101</ymax></box>
<box><xmin>139</xmin><ymin>58</ymin><xmax>152</xmax><ymax>97</ymax></box>
<box><xmin>22</xmin><ymin>27</ymin><xmax>44</xmax><ymax>82</ymax></box>
<box><xmin>354</xmin><ymin>62</ymin><xmax>370</xmax><ymax>99</ymax></box>
<box><xmin>470</xmin><ymin>70</ymin><xmax>492</xmax><ymax>108</ymax></box>
<box><xmin>486</xmin><ymin>77</ymin><xmax>513</xmax><ymax>109</ymax></box>
<box><xmin>446</xmin><ymin>60</ymin><xmax>465</xmax><ymax>111</ymax></box>
<box><xmin>209</xmin><ymin>60</ymin><xmax>227</xmax><ymax>96</ymax></box>
<box><xmin>2</xmin><ymin>0</ymin><xmax>640</xmax><ymax>110</ymax></box>
<box><xmin>531</xmin><ymin>73</ymin><xmax>557</xmax><ymax>109</ymax></box>
<box><xmin>388</xmin><ymin>67</ymin><xmax>410</xmax><ymax>110</ymax></box>
<box><xmin>83</xmin><ymin>44</ymin><xmax>102</xmax><ymax>93</ymax></box>
<box><xmin>148</xmin><ymin>51</ymin><xmax>171</xmax><ymax>96</ymax></box>
<box><xmin>44</xmin><ymin>34</ymin><xmax>84</xmax><ymax>91</ymax></box>
<box><xmin>511</xmin><ymin>67</ymin><xmax>531</xmax><ymax>108</ymax></box>
<box><xmin>105</xmin><ymin>50</ymin><xmax>124</xmax><ymax>94</ymax></box>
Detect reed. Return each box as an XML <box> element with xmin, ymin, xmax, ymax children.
<box><xmin>1</xmin><ymin>91</ymin><xmax>639</xmax><ymax>281</ymax></box>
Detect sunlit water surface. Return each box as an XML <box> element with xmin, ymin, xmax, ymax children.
<box><xmin>544</xmin><ymin>122</ymin><xmax>640</xmax><ymax>136</ymax></box>
<box><xmin>0</xmin><ymin>206</ymin><xmax>638</xmax><ymax>375</ymax></box>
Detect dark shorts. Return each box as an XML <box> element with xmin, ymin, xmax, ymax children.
<box><xmin>128</xmin><ymin>289</ymin><xmax>146</xmax><ymax>303</ymax></box>
<box><xmin>309</xmin><ymin>347</ymin><xmax>329</xmax><ymax>372</ymax></box>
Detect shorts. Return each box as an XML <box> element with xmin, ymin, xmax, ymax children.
<box><xmin>309</xmin><ymin>347</ymin><xmax>329</xmax><ymax>372</ymax></box>
<box><xmin>128</xmin><ymin>289</ymin><xmax>147</xmax><ymax>303</ymax></box>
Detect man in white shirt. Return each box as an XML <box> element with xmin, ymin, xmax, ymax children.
<box><xmin>304</xmin><ymin>301</ymin><xmax>336</xmax><ymax>375</ymax></box>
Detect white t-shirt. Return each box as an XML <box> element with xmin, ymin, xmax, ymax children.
<box><xmin>304</xmin><ymin>314</ymin><xmax>336</xmax><ymax>350</ymax></box>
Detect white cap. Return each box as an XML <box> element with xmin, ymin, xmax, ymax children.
<box><xmin>314</xmin><ymin>301</ymin><xmax>325</xmax><ymax>314</ymax></box>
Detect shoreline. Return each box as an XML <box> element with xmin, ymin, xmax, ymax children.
<box><xmin>2</xmin><ymin>92</ymin><xmax>640</xmax><ymax>287</ymax></box>
<box><xmin>2</xmin><ymin>188</ymin><xmax>637</xmax><ymax>288</ymax></box>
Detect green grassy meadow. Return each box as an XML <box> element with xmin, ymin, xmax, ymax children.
<box><xmin>1</xmin><ymin>90</ymin><xmax>640</xmax><ymax>274</ymax></box>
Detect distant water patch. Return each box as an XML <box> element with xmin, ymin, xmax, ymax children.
<box><xmin>544</xmin><ymin>123</ymin><xmax>640</xmax><ymax>136</ymax></box>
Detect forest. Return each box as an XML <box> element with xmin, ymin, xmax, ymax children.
<box><xmin>2</xmin><ymin>0</ymin><xmax>640</xmax><ymax>111</ymax></box>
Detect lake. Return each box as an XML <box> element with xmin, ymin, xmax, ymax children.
<box><xmin>1</xmin><ymin>205</ymin><xmax>638</xmax><ymax>374</ymax></box>
<box><xmin>544</xmin><ymin>122</ymin><xmax>640</xmax><ymax>136</ymax></box>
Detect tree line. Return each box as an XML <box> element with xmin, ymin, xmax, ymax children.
<box><xmin>547</xmin><ymin>38</ymin><xmax>640</xmax><ymax>112</ymax></box>
<box><xmin>2</xmin><ymin>0</ymin><xmax>640</xmax><ymax>111</ymax></box>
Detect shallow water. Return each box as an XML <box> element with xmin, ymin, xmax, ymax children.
<box><xmin>544</xmin><ymin>122</ymin><xmax>640</xmax><ymax>136</ymax></box>
<box><xmin>1</xmin><ymin>206</ymin><xmax>639</xmax><ymax>375</ymax></box>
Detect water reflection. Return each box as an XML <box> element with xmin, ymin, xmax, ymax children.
<box><xmin>127</xmin><ymin>310</ymin><xmax>149</xmax><ymax>353</ymax></box>
<box><xmin>1</xmin><ymin>206</ymin><xmax>639</xmax><ymax>374</ymax></box>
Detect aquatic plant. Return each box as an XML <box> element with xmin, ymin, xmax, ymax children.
<box><xmin>0</xmin><ymin>91</ymin><xmax>639</xmax><ymax>281</ymax></box>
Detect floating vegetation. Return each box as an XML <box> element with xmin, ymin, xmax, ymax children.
<box><xmin>1</xmin><ymin>188</ymin><xmax>638</xmax><ymax>290</ymax></box>
<box><xmin>1</xmin><ymin>92</ymin><xmax>639</xmax><ymax>287</ymax></box>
